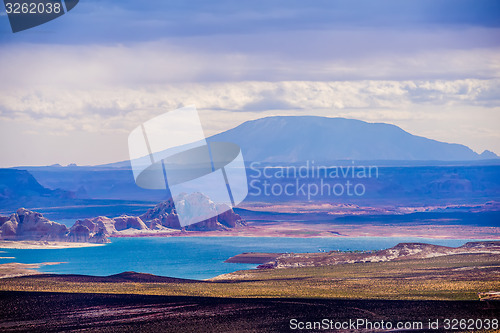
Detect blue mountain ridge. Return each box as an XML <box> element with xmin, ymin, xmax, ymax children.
<box><xmin>207</xmin><ymin>116</ymin><xmax>496</xmax><ymax>163</ymax></box>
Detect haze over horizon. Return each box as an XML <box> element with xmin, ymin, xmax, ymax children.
<box><xmin>16</xmin><ymin>115</ymin><xmax>500</xmax><ymax>167</ymax></box>
<box><xmin>0</xmin><ymin>0</ymin><xmax>499</xmax><ymax>167</ymax></box>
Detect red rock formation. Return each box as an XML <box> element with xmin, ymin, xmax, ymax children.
<box><xmin>113</xmin><ymin>216</ymin><xmax>148</xmax><ymax>231</ymax></box>
<box><xmin>0</xmin><ymin>208</ymin><xmax>109</xmax><ymax>244</ymax></box>
<box><xmin>74</xmin><ymin>216</ymin><xmax>116</xmax><ymax>235</ymax></box>
<box><xmin>68</xmin><ymin>225</ymin><xmax>90</xmax><ymax>243</ymax></box>
<box><xmin>0</xmin><ymin>194</ymin><xmax>246</xmax><ymax>243</ymax></box>
<box><xmin>139</xmin><ymin>196</ymin><xmax>246</xmax><ymax>231</ymax></box>
<box><xmin>12</xmin><ymin>208</ymin><xmax>68</xmax><ymax>241</ymax></box>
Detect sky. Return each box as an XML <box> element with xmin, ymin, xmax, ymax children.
<box><xmin>0</xmin><ymin>0</ymin><xmax>499</xmax><ymax>166</ymax></box>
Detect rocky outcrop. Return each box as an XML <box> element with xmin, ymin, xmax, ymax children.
<box><xmin>68</xmin><ymin>225</ymin><xmax>90</xmax><ymax>243</ymax></box>
<box><xmin>66</xmin><ymin>195</ymin><xmax>245</xmax><ymax>239</ymax></box>
<box><xmin>139</xmin><ymin>199</ymin><xmax>181</xmax><ymax>229</ymax></box>
<box><xmin>139</xmin><ymin>195</ymin><xmax>246</xmax><ymax>232</ymax></box>
<box><xmin>0</xmin><ymin>217</ymin><xmax>18</xmax><ymax>239</ymax></box>
<box><xmin>217</xmin><ymin>205</ymin><xmax>245</xmax><ymax>228</ymax></box>
<box><xmin>0</xmin><ymin>194</ymin><xmax>246</xmax><ymax>243</ymax></box>
<box><xmin>71</xmin><ymin>215</ymin><xmax>148</xmax><ymax>237</ymax></box>
<box><xmin>0</xmin><ymin>208</ymin><xmax>110</xmax><ymax>243</ymax></box>
<box><xmin>0</xmin><ymin>208</ymin><xmax>68</xmax><ymax>241</ymax></box>
<box><xmin>89</xmin><ymin>228</ymin><xmax>109</xmax><ymax>244</ymax></box>
<box><xmin>460</xmin><ymin>241</ymin><xmax>500</xmax><ymax>250</ymax></box>
<box><xmin>67</xmin><ymin>223</ymin><xmax>109</xmax><ymax>243</ymax></box>
<box><xmin>15</xmin><ymin>208</ymin><xmax>69</xmax><ymax>241</ymax></box>
<box><xmin>254</xmin><ymin>241</ymin><xmax>500</xmax><ymax>269</ymax></box>
<box><xmin>113</xmin><ymin>216</ymin><xmax>148</xmax><ymax>231</ymax></box>
<box><xmin>73</xmin><ymin>216</ymin><xmax>117</xmax><ymax>235</ymax></box>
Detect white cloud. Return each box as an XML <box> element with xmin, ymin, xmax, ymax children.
<box><xmin>1</xmin><ymin>79</ymin><xmax>499</xmax><ymax>167</ymax></box>
<box><xmin>1</xmin><ymin>79</ymin><xmax>498</xmax><ymax>123</ymax></box>
<box><xmin>0</xmin><ymin>26</ymin><xmax>499</xmax><ymax>166</ymax></box>
<box><xmin>1</xmin><ymin>28</ymin><xmax>499</xmax><ymax>88</ymax></box>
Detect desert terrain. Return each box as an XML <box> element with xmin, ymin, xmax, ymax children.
<box><xmin>0</xmin><ymin>246</ymin><xmax>499</xmax><ymax>332</ymax></box>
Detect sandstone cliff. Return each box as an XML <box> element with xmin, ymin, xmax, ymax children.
<box><xmin>139</xmin><ymin>195</ymin><xmax>246</xmax><ymax>232</ymax></box>
<box><xmin>0</xmin><ymin>208</ymin><xmax>109</xmax><ymax>243</ymax></box>
<box><xmin>70</xmin><ymin>194</ymin><xmax>246</xmax><ymax>237</ymax></box>
<box><xmin>0</xmin><ymin>194</ymin><xmax>246</xmax><ymax>242</ymax></box>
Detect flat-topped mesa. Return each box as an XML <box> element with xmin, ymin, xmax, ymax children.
<box><xmin>460</xmin><ymin>241</ymin><xmax>500</xmax><ymax>249</ymax></box>
<box><xmin>0</xmin><ymin>208</ymin><xmax>109</xmax><ymax>244</ymax></box>
<box><xmin>391</xmin><ymin>242</ymin><xmax>451</xmax><ymax>249</ymax></box>
<box><xmin>371</xmin><ymin>243</ymin><xmax>456</xmax><ymax>261</ymax></box>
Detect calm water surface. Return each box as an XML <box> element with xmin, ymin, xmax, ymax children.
<box><xmin>0</xmin><ymin>237</ymin><xmax>483</xmax><ymax>279</ymax></box>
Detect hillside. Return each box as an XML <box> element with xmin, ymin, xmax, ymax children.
<box><xmin>0</xmin><ymin>169</ymin><xmax>75</xmax><ymax>209</ymax></box>
<box><xmin>227</xmin><ymin>241</ymin><xmax>500</xmax><ymax>269</ymax></box>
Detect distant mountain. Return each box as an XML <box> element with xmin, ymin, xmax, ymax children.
<box><xmin>0</xmin><ymin>169</ymin><xmax>75</xmax><ymax>209</ymax></box>
<box><xmin>480</xmin><ymin>150</ymin><xmax>499</xmax><ymax>159</ymax></box>
<box><xmin>208</xmin><ymin>116</ymin><xmax>497</xmax><ymax>162</ymax></box>
<box><xmin>24</xmin><ymin>166</ymin><xmax>169</xmax><ymax>202</ymax></box>
<box><xmin>5</xmin><ymin>117</ymin><xmax>498</xmax><ymax>210</ymax></box>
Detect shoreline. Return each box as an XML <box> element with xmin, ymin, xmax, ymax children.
<box><xmin>1</xmin><ymin>240</ymin><xmax>498</xmax><ymax>281</ymax></box>
<box><xmin>0</xmin><ymin>240</ymin><xmax>106</xmax><ymax>249</ymax></box>
<box><xmin>110</xmin><ymin>233</ymin><xmax>500</xmax><ymax>240</ymax></box>
<box><xmin>0</xmin><ymin>262</ymin><xmax>64</xmax><ymax>279</ymax></box>
<box><xmin>109</xmin><ymin>221</ymin><xmax>500</xmax><ymax>240</ymax></box>
<box><xmin>1</xmin><ymin>223</ymin><xmax>499</xmax><ymax>250</ymax></box>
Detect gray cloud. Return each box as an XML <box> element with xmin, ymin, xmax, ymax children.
<box><xmin>1</xmin><ymin>33</ymin><xmax>499</xmax><ymax>91</ymax></box>
<box><xmin>2</xmin><ymin>0</ymin><xmax>499</xmax><ymax>44</ymax></box>
<box><xmin>1</xmin><ymin>79</ymin><xmax>499</xmax><ymax>126</ymax></box>
<box><xmin>1</xmin><ymin>2</ymin><xmax>499</xmax><ymax>166</ymax></box>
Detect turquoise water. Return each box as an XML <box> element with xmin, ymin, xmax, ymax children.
<box><xmin>0</xmin><ymin>237</ymin><xmax>484</xmax><ymax>280</ymax></box>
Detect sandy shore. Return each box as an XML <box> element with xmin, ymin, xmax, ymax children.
<box><xmin>2</xmin><ymin>224</ymin><xmax>499</xmax><ymax>246</ymax></box>
<box><xmin>0</xmin><ymin>262</ymin><xmax>63</xmax><ymax>278</ymax></box>
<box><xmin>0</xmin><ymin>240</ymin><xmax>106</xmax><ymax>249</ymax></box>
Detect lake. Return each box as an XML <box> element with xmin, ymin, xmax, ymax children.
<box><xmin>0</xmin><ymin>237</ymin><xmax>484</xmax><ymax>280</ymax></box>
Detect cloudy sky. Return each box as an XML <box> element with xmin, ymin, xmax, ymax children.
<box><xmin>0</xmin><ymin>0</ymin><xmax>499</xmax><ymax>166</ymax></box>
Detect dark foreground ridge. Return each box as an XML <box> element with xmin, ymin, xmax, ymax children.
<box><xmin>15</xmin><ymin>271</ymin><xmax>202</xmax><ymax>284</ymax></box>
<box><xmin>0</xmin><ymin>291</ymin><xmax>498</xmax><ymax>332</ymax></box>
